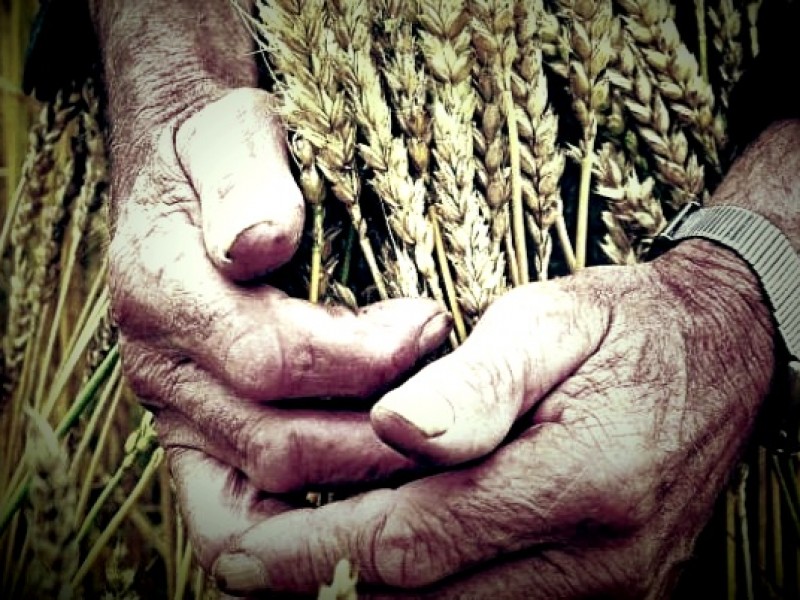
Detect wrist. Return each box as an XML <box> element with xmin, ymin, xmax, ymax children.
<box><xmin>653</xmin><ymin>239</ymin><xmax>776</xmax><ymax>414</ymax></box>
<box><xmin>91</xmin><ymin>0</ymin><xmax>257</xmax><ymax>185</ymax></box>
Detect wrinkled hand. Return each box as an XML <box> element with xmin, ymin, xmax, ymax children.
<box><xmin>108</xmin><ymin>88</ymin><xmax>452</xmax><ymax>572</ymax></box>
<box><xmin>212</xmin><ymin>241</ymin><xmax>775</xmax><ymax>598</ymax></box>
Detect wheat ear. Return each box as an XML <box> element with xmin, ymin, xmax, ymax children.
<box><xmin>616</xmin><ymin>0</ymin><xmax>725</xmax><ymax>172</ymax></box>
<box><xmin>608</xmin><ymin>37</ymin><xmax>705</xmax><ymax>208</ymax></box>
<box><xmin>419</xmin><ymin>0</ymin><xmax>505</xmax><ymax>329</ymax></box>
<box><xmin>709</xmin><ymin>0</ymin><xmax>744</xmax><ymax>111</ymax></box>
<box><xmin>256</xmin><ymin>0</ymin><xmax>388</xmax><ymax>301</ymax></box>
<box><xmin>513</xmin><ymin>0</ymin><xmax>571</xmax><ymax>279</ymax></box>
<box><xmin>553</xmin><ymin>0</ymin><xmax>615</xmax><ymax>269</ymax></box>
<box><xmin>594</xmin><ymin>142</ymin><xmax>666</xmax><ymax>265</ymax></box>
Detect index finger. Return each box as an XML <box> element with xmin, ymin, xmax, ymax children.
<box><xmin>111</xmin><ymin>204</ymin><xmax>451</xmax><ymax>401</ymax></box>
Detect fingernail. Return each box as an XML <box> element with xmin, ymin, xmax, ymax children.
<box><xmin>417</xmin><ymin>312</ymin><xmax>453</xmax><ymax>355</ymax></box>
<box><xmin>213</xmin><ymin>552</ymin><xmax>269</xmax><ymax>593</ymax></box>
<box><xmin>374</xmin><ymin>391</ymin><xmax>454</xmax><ymax>438</ymax></box>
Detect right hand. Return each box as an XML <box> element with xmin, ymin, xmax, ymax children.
<box><xmin>108</xmin><ymin>87</ymin><xmax>451</xmax><ymax>571</ymax></box>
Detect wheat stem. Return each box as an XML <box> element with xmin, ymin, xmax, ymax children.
<box><xmin>505</xmin><ymin>87</ymin><xmax>527</xmax><ymax>283</ymax></box>
<box><xmin>0</xmin><ymin>344</ymin><xmax>119</xmax><ymax>536</ymax></box>
<box><xmin>504</xmin><ymin>229</ymin><xmax>520</xmax><ymax>286</ymax></box>
<box><xmin>726</xmin><ymin>488</ymin><xmax>737</xmax><ymax>600</ymax></box>
<box><xmin>431</xmin><ymin>211</ymin><xmax>466</xmax><ymax>344</ymax></box>
<box><xmin>554</xmin><ymin>215</ymin><xmax>577</xmax><ymax>273</ymax></box>
<box><xmin>74</xmin><ymin>373</ymin><xmax>123</xmax><ymax>524</ymax></box>
<box><xmin>71</xmin><ymin>446</ymin><xmax>165</xmax><ymax>587</ymax></box>
<box><xmin>174</xmin><ymin>540</ymin><xmax>193</xmax><ymax>600</ymax></box>
<box><xmin>736</xmin><ymin>466</ymin><xmax>754</xmax><ymax>600</ymax></box>
<box><xmin>575</xmin><ymin>149</ymin><xmax>594</xmax><ymax>270</ymax></box>
<box><xmin>695</xmin><ymin>0</ymin><xmax>709</xmax><ymax>82</ymax></box>
<box><xmin>309</xmin><ymin>203</ymin><xmax>326</xmax><ymax>303</ymax></box>
<box><xmin>42</xmin><ymin>289</ymin><xmax>110</xmax><ymax>421</ymax></box>
<box><xmin>69</xmin><ymin>361</ymin><xmax>121</xmax><ymax>478</ymax></box>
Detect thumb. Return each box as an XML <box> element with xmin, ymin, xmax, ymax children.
<box><xmin>371</xmin><ymin>283</ymin><xmax>610</xmax><ymax>465</ymax></box>
<box><xmin>175</xmin><ymin>88</ymin><xmax>303</xmax><ymax>281</ymax></box>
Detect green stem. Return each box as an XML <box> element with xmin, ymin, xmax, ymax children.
<box><xmin>42</xmin><ymin>290</ymin><xmax>111</xmax><ymax>422</ymax></box>
<box><xmin>339</xmin><ymin>222</ymin><xmax>356</xmax><ymax>287</ymax></box>
<box><xmin>174</xmin><ymin>540</ymin><xmax>193</xmax><ymax>600</ymax></box>
<box><xmin>71</xmin><ymin>447</ymin><xmax>165</xmax><ymax>587</ymax></box>
<box><xmin>0</xmin><ymin>345</ymin><xmax>119</xmax><ymax>536</ymax></box>
<box><xmin>74</xmin><ymin>375</ymin><xmax>123</xmax><ymax>524</ymax></box>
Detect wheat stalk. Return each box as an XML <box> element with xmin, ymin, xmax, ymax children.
<box><xmin>255</xmin><ymin>0</ymin><xmax>389</xmax><ymax>301</ymax></box>
<box><xmin>327</xmin><ymin>0</ymin><xmax>429</xmax><ymax>300</ymax></box>
<box><xmin>470</xmin><ymin>0</ymin><xmax>516</xmax><ymax>281</ymax></box>
<box><xmin>419</xmin><ymin>0</ymin><xmax>505</xmax><ymax>329</ymax></box>
<box><xmin>374</xmin><ymin>6</ymin><xmax>446</xmax><ymax>304</ymax></box>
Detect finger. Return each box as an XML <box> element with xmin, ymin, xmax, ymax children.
<box><xmin>175</xmin><ymin>87</ymin><xmax>304</xmax><ymax>281</ymax></box>
<box><xmin>371</xmin><ymin>281</ymin><xmax>610</xmax><ymax>465</ymax></box>
<box><xmin>213</xmin><ymin>411</ymin><xmax>657</xmax><ymax>595</ymax></box>
<box><xmin>360</xmin><ymin>544</ymin><xmax>661</xmax><ymax>600</ymax></box>
<box><xmin>125</xmin><ymin>340</ymin><xmax>421</xmax><ymax>493</ymax></box>
<box><xmin>110</xmin><ymin>211</ymin><xmax>451</xmax><ymax>400</ymax></box>
<box><xmin>166</xmin><ymin>447</ymin><xmax>291</xmax><ymax>572</ymax></box>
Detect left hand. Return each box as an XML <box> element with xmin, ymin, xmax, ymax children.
<box><xmin>210</xmin><ymin>240</ymin><xmax>775</xmax><ymax>598</ymax></box>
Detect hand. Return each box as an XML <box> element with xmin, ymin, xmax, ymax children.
<box><xmin>211</xmin><ymin>240</ymin><xmax>775</xmax><ymax>598</ymax></box>
<box><xmin>108</xmin><ymin>88</ymin><xmax>452</xmax><ymax>571</ymax></box>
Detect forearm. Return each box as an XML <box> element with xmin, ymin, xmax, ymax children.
<box><xmin>709</xmin><ymin>119</ymin><xmax>800</xmax><ymax>253</ymax></box>
<box><xmin>89</xmin><ymin>0</ymin><xmax>257</xmax><ymax>189</ymax></box>
<box><xmin>656</xmin><ymin>121</ymin><xmax>800</xmax><ymax>420</ymax></box>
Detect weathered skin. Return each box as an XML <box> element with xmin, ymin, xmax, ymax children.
<box><xmin>89</xmin><ymin>0</ymin><xmax>800</xmax><ymax>597</ymax></box>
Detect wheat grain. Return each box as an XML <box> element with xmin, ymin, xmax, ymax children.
<box><xmin>23</xmin><ymin>407</ymin><xmax>79</xmax><ymax>600</ymax></box>
<box><xmin>608</xmin><ymin>38</ymin><xmax>705</xmax><ymax>208</ymax></box>
<box><xmin>594</xmin><ymin>142</ymin><xmax>665</xmax><ymax>264</ymax></box>
<box><xmin>418</xmin><ymin>0</ymin><xmax>505</xmax><ymax>325</ymax></box>
<box><xmin>709</xmin><ymin>0</ymin><xmax>744</xmax><ymax>110</ymax></box>
<box><xmin>513</xmin><ymin>0</ymin><xmax>568</xmax><ymax>280</ymax></box>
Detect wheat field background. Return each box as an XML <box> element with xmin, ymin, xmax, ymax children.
<box><xmin>1</xmin><ymin>0</ymin><xmax>799</xmax><ymax>598</ymax></box>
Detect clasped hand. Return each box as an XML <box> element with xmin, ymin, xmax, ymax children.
<box><xmin>110</xmin><ymin>89</ymin><xmax>774</xmax><ymax>598</ymax></box>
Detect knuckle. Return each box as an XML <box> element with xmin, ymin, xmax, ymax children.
<box><xmin>223</xmin><ymin>327</ymin><xmax>282</xmax><ymax>399</ymax></box>
<box><xmin>119</xmin><ymin>340</ymin><xmax>189</xmax><ymax>410</ymax></box>
<box><xmin>241</xmin><ymin>420</ymin><xmax>305</xmax><ymax>494</ymax></box>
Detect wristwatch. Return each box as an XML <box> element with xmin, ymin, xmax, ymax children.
<box><xmin>651</xmin><ymin>201</ymin><xmax>800</xmax><ymax>451</ymax></box>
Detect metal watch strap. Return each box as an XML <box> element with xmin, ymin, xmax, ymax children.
<box><xmin>656</xmin><ymin>201</ymin><xmax>800</xmax><ymax>450</ymax></box>
<box><xmin>659</xmin><ymin>201</ymin><xmax>800</xmax><ymax>362</ymax></box>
